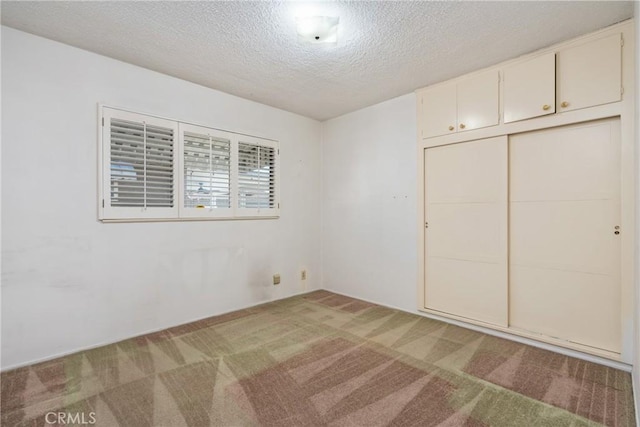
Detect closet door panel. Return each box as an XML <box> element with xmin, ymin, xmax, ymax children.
<box><xmin>509</xmin><ymin>119</ymin><xmax>621</xmax><ymax>352</ymax></box>
<box><xmin>426</xmin><ymin>258</ymin><xmax>506</xmax><ymax>326</ymax></box>
<box><xmin>428</xmin><ymin>203</ymin><xmax>506</xmax><ymax>264</ymax></box>
<box><xmin>510</xmin><ymin>266</ymin><xmax>620</xmax><ymax>352</ymax></box>
<box><xmin>426</xmin><ymin>139</ymin><xmax>505</xmax><ymax>203</ymax></box>
<box><xmin>510</xmin><ymin>121</ymin><xmax>619</xmax><ymax>201</ymax></box>
<box><xmin>510</xmin><ymin>201</ymin><xmax>617</xmax><ymax>275</ymax></box>
<box><xmin>424</xmin><ymin>136</ymin><xmax>507</xmax><ymax>327</ymax></box>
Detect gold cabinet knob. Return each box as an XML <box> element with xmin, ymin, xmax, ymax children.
<box><xmin>542</xmin><ymin>104</ymin><xmax>551</xmax><ymax>111</ymax></box>
<box><xmin>561</xmin><ymin>101</ymin><xmax>569</xmax><ymax>108</ymax></box>
<box><xmin>448</xmin><ymin>125</ymin><xmax>454</xmax><ymax>131</ymax></box>
<box><xmin>459</xmin><ymin>123</ymin><xmax>466</xmax><ymax>129</ymax></box>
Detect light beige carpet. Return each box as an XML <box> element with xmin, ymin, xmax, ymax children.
<box><xmin>1</xmin><ymin>290</ymin><xmax>635</xmax><ymax>426</ymax></box>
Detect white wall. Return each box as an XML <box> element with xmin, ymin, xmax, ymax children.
<box><xmin>321</xmin><ymin>94</ymin><xmax>418</xmax><ymax>311</ymax></box>
<box><xmin>634</xmin><ymin>1</ymin><xmax>640</xmax><ymax>418</ymax></box>
<box><xmin>1</xmin><ymin>27</ymin><xmax>322</xmax><ymax>369</ymax></box>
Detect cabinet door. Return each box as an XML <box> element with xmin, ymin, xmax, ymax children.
<box><xmin>509</xmin><ymin>119</ymin><xmax>621</xmax><ymax>353</ymax></box>
<box><xmin>557</xmin><ymin>33</ymin><xmax>622</xmax><ymax>113</ymax></box>
<box><xmin>424</xmin><ymin>136</ymin><xmax>508</xmax><ymax>326</ymax></box>
<box><xmin>457</xmin><ymin>70</ymin><xmax>499</xmax><ymax>132</ymax></box>
<box><xmin>503</xmin><ymin>53</ymin><xmax>556</xmax><ymax>123</ymax></box>
<box><xmin>421</xmin><ymin>82</ymin><xmax>457</xmax><ymax>139</ymax></box>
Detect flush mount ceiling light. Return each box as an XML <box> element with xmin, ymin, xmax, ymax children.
<box><xmin>296</xmin><ymin>16</ymin><xmax>339</xmax><ymax>44</ymax></box>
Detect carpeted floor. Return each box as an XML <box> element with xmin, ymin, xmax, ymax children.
<box><xmin>1</xmin><ymin>290</ymin><xmax>635</xmax><ymax>426</ymax></box>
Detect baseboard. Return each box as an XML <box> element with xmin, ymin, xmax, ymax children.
<box><xmin>1</xmin><ymin>287</ymin><xmax>319</xmax><ymax>372</ymax></box>
<box><xmin>325</xmin><ymin>288</ymin><xmax>633</xmax><ymax>372</ymax></box>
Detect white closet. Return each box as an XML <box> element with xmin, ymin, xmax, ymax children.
<box><xmin>423</xmin><ymin>120</ymin><xmax>622</xmax><ymax>353</ymax></box>
<box><xmin>416</xmin><ymin>20</ymin><xmax>634</xmax><ymax>362</ymax></box>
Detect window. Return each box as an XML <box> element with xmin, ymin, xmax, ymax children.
<box><xmin>237</xmin><ymin>136</ymin><xmax>278</xmax><ymax>216</ymax></box>
<box><xmin>180</xmin><ymin>124</ymin><xmax>233</xmax><ymax>218</ymax></box>
<box><xmin>99</xmin><ymin>107</ymin><xmax>279</xmax><ymax>221</ymax></box>
<box><xmin>102</xmin><ymin>109</ymin><xmax>179</xmax><ymax>219</ymax></box>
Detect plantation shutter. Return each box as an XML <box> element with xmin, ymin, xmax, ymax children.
<box><xmin>102</xmin><ymin>108</ymin><xmax>178</xmax><ymax>219</ymax></box>
<box><xmin>237</xmin><ymin>137</ymin><xmax>279</xmax><ymax>216</ymax></box>
<box><xmin>180</xmin><ymin>124</ymin><xmax>233</xmax><ymax>217</ymax></box>
<box><xmin>99</xmin><ymin>106</ymin><xmax>278</xmax><ymax>221</ymax></box>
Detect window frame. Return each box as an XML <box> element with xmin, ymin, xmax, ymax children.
<box><xmin>98</xmin><ymin>105</ymin><xmax>280</xmax><ymax>222</ymax></box>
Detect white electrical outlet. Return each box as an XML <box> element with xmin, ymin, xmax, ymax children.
<box><xmin>301</xmin><ymin>270</ymin><xmax>307</xmax><ymax>280</ymax></box>
<box><xmin>273</xmin><ymin>274</ymin><xmax>281</xmax><ymax>285</ymax></box>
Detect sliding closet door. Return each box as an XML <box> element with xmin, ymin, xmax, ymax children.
<box><xmin>509</xmin><ymin>119</ymin><xmax>621</xmax><ymax>352</ymax></box>
<box><xmin>424</xmin><ymin>136</ymin><xmax>508</xmax><ymax>326</ymax></box>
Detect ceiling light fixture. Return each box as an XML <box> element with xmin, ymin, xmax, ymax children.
<box><xmin>296</xmin><ymin>16</ymin><xmax>339</xmax><ymax>44</ymax></box>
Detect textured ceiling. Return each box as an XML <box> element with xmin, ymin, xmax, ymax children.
<box><xmin>1</xmin><ymin>1</ymin><xmax>634</xmax><ymax>121</ymax></box>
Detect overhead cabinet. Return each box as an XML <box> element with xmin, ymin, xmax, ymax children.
<box><xmin>503</xmin><ymin>53</ymin><xmax>556</xmax><ymax>123</ymax></box>
<box><xmin>557</xmin><ymin>33</ymin><xmax>622</xmax><ymax>113</ymax></box>
<box><xmin>421</xmin><ymin>32</ymin><xmax>624</xmax><ymax>140</ymax></box>
<box><xmin>502</xmin><ymin>33</ymin><xmax>622</xmax><ymax>124</ymax></box>
<box><xmin>421</xmin><ymin>82</ymin><xmax>457</xmax><ymax>139</ymax></box>
<box><xmin>421</xmin><ymin>70</ymin><xmax>499</xmax><ymax>138</ymax></box>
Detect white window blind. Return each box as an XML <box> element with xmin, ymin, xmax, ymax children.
<box><xmin>238</xmin><ymin>142</ymin><xmax>277</xmax><ymax>210</ymax></box>
<box><xmin>99</xmin><ymin>106</ymin><xmax>279</xmax><ymax>221</ymax></box>
<box><xmin>102</xmin><ymin>109</ymin><xmax>178</xmax><ymax>219</ymax></box>
<box><xmin>180</xmin><ymin>124</ymin><xmax>233</xmax><ymax>218</ymax></box>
